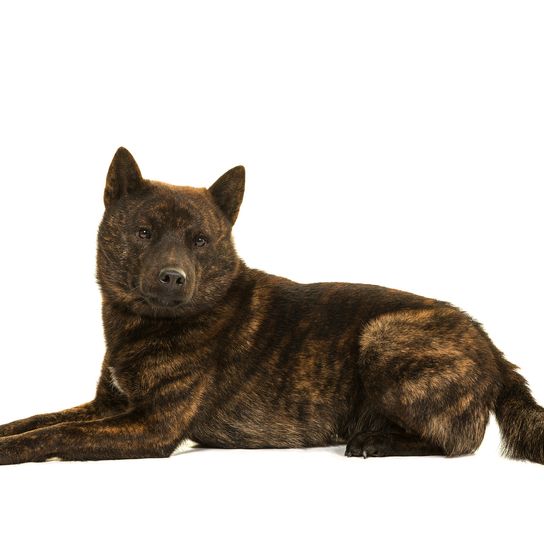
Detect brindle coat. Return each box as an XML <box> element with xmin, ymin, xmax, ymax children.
<box><xmin>1</xmin><ymin>148</ymin><xmax>543</xmax><ymax>464</ymax></box>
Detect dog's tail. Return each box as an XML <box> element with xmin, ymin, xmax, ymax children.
<box><xmin>495</xmin><ymin>358</ymin><xmax>544</xmax><ymax>464</ymax></box>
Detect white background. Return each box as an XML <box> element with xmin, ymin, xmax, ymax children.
<box><xmin>0</xmin><ymin>1</ymin><xmax>543</xmax><ymax>542</ymax></box>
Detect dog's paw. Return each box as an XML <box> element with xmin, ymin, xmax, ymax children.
<box><xmin>345</xmin><ymin>432</ymin><xmax>392</xmax><ymax>458</ymax></box>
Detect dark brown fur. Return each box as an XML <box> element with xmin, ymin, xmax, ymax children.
<box><xmin>1</xmin><ymin>148</ymin><xmax>543</xmax><ymax>464</ymax></box>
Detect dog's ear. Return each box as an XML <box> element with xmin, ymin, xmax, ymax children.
<box><xmin>104</xmin><ymin>147</ymin><xmax>148</xmax><ymax>207</ymax></box>
<box><xmin>208</xmin><ymin>166</ymin><xmax>245</xmax><ymax>225</ymax></box>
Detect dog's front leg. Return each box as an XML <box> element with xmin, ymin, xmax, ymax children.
<box><xmin>0</xmin><ymin>406</ymin><xmax>182</xmax><ymax>465</ymax></box>
<box><xmin>0</xmin><ymin>373</ymin><xmax>129</xmax><ymax>438</ymax></box>
<box><xmin>0</xmin><ymin>402</ymin><xmax>109</xmax><ymax>438</ymax></box>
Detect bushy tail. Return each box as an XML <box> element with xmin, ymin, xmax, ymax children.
<box><xmin>495</xmin><ymin>359</ymin><xmax>544</xmax><ymax>464</ymax></box>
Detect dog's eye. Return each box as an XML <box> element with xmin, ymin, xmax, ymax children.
<box><xmin>138</xmin><ymin>228</ymin><xmax>152</xmax><ymax>239</ymax></box>
<box><xmin>193</xmin><ymin>234</ymin><xmax>208</xmax><ymax>247</ymax></box>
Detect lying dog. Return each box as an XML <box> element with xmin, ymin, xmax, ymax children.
<box><xmin>0</xmin><ymin>148</ymin><xmax>542</xmax><ymax>464</ymax></box>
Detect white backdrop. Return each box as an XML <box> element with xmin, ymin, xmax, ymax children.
<box><xmin>0</xmin><ymin>1</ymin><xmax>542</xmax><ymax>542</ymax></box>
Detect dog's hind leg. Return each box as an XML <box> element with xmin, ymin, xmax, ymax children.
<box><xmin>346</xmin><ymin>430</ymin><xmax>445</xmax><ymax>457</ymax></box>
<box><xmin>349</xmin><ymin>306</ymin><xmax>502</xmax><ymax>458</ymax></box>
<box><xmin>345</xmin><ymin>403</ymin><xmax>445</xmax><ymax>458</ymax></box>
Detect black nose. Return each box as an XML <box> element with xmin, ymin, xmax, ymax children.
<box><xmin>158</xmin><ymin>268</ymin><xmax>186</xmax><ymax>289</ymax></box>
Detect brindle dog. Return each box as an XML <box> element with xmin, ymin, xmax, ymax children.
<box><xmin>0</xmin><ymin>148</ymin><xmax>542</xmax><ymax>464</ymax></box>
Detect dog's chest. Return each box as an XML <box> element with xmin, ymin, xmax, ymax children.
<box><xmin>107</xmin><ymin>363</ymin><xmax>165</xmax><ymax>398</ymax></box>
<box><xmin>109</xmin><ymin>366</ymin><xmax>126</xmax><ymax>395</ymax></box>
<box><xmin>106</xmin><ymin>349</ymin><xmax>211</xmax><ymax>400</ymax></box>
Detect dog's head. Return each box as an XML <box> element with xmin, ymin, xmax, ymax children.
<box><xmin>97</xmin><ymin>147</ymin><xmax>244</xmax><ymax>318</ymax></box>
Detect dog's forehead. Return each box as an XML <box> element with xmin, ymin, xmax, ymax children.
<box><xmin>135</xmin><ymin>182</ymin><xmax>222</xmax><ymax>228</ymax></box>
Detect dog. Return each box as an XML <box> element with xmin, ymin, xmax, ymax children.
<box><xmin>0</xmin><ymin>147</ymin><xmax>542</xmax><ymax>464</ymax></box>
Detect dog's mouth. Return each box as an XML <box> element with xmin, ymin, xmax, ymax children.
<box><xmin>133</xmin><ymin>277</ymin><xmax>195</xmax><ymax>312</ymax></box>
<box><xmin>144</xmin><ymin>295</ymin><xmax>184</xmax><ymax>308</ymax></box>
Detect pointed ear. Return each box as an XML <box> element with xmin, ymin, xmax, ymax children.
<box><xmin>104</xmin><ymin>147</ymin><xmax>148</xmax><ymax>207</ymax></box>
<box><xmin>208</xmin><ymin>165</ymin><xmax>245</xmax><ymax>225</ymax></box>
